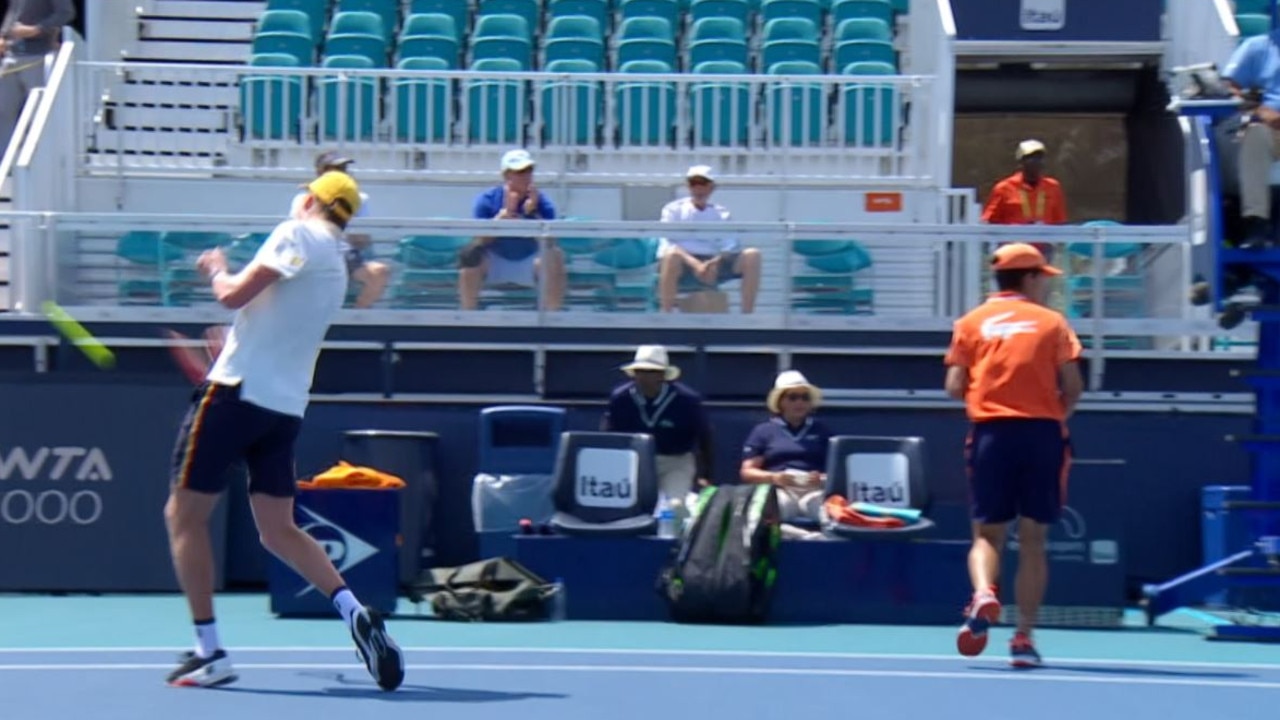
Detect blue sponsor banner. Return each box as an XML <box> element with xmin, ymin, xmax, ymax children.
<box><xmin>951</xmin><ymin>0</ymin><xmax>1163</xmax><ymax>43</ymax></box>
<box><xmin>0</xmin><ymin>382</ymin><xmax>229</xmax><ymax>592</ymax></box>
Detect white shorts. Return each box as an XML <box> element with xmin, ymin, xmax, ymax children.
<box><xmin>485</xmin><ymin>253</ymin><xmax>536</xmax><ymax>287</ymax></box>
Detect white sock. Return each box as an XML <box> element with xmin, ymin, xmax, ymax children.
<box><xmin>331</xmin><ymin>588</ymin><xmax>363</xmax><ymax>627</ymax></box>
<box><xmin>194</xmin><ymin>619</ymin><xmax>220</xmax><ymax>659</ymax></box>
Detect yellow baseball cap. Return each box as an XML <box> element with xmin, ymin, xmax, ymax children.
<box><xmin>307</xmin><ymin>171</ymin><xmax>362</xmax><ymax>222</ymax></box>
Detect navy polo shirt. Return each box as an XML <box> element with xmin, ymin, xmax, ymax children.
<box><xmin>602</xmin><ymin>381</ymin><xmax>707</xmax><ymax>456</ymax></box>
<box><xmin>742</xmin><ymin>417</ymin><xmax>832</xmax><ymax>473</ymax></box>
<box><xmin>472</xmin><ymin>185</ymin><xmax>557</xmax><ymax>261</ymax></box>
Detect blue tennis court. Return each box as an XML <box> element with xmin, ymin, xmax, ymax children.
<box><xmin>1</xmin><ymin>595</ymin><xmax>1276</xmax><ymax>720</ymax></box>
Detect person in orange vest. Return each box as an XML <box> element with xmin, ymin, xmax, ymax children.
<box><xmin>981</xmin><ymin>140</ymin><xmax>1068</xmax><ymax>262</ymax></box>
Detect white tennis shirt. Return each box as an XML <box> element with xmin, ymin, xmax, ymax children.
<box><xmin>206</xmin><ymin>218</ymin><xmax>348</xmax><ymax>417</ymax></box>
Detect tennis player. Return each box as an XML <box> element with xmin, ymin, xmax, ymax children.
<box><xmin>943</xmin><ymin>243</ymin><xmax>1084</xmax><ymax>668</ymax></box>
<box><xmin>162</xmin><ymin>171</ymin><xmax>404</xmax><ymax>691</ymax></box>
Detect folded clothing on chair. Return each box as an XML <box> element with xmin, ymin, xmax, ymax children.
<box><xmin>823</xmin><ymin>495</ymin><xmax>919</xmax><ymax>529</ymax></box>
<box><xmin>296</xmin><ymin>460</ymin><xmax>407</xmax><ymax>490</ymax></box>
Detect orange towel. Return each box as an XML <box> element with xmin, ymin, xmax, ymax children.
<box><xmin>296</xmin><ymin>460</ymin><xmax>407</xmax><ymax>490</ymax></box>
<box><xmin>824</xmin><ymin>495</ymin><xmax>906</xmax><ymax>529</ymax></box>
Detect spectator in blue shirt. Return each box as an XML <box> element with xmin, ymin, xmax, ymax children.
<box><xmin>458</xmin><ymin>149</ymin><xmax>567</xmax><ymax>310</ymax></box>
<box><xmin>601</xmin><ymin>345</ymin><xmax>713</xmax><ymax>525</ymax></box>
<box><xmin>740</xmin><ymin>371</ymin><xmax>831</xmax><ymax>537</ymax></box>
<box><xmin>1222</xmin><ymin>31</ymin><xmax>1280</xmax><ymax>248</ymax></box>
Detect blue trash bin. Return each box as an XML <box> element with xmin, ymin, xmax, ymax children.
<box><xmin>268</xmin><ymin>487</ymin><xmax>400</xmax><ymax>617</ymax></box>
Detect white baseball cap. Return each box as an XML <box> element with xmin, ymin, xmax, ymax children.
<box><xmin>1015</xmin><ymin>140</ymin><xmax>1046</xmax><ymax>160</ymax></box>
<box><xmin>501</xmin><ymin>149</ymin><xmax>536</xmax><ymax>171</ymax></box>
<box><xmin>686</xmin><ymin>165</ymin><xmax>715</xmax><ymax>182</ymax></box>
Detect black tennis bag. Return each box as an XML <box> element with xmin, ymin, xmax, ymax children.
<box><xmin>407</xmin><ymin>557</ymin><xmax>557</xmax><ymax>622</ymax></box>
<box><xmin>656</xmin><ymin>484</ymin><xmax>782</xmax><ymax>624</ymax></box>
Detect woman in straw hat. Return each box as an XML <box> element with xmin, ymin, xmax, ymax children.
<box><xmin>739</xmin><ymin>371</ymin><xmax>831</xmax><ymax>538</ymax></box>
<box><xmin>601</xmin><ymin>345</ymin><xmax>714</xmax><ymax>524</ymax></box>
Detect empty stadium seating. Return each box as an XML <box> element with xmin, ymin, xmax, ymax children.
<box><xmin>242</xmin><ymin>0</ymin><xmax>911</xmax><ymax>147</ymax></box>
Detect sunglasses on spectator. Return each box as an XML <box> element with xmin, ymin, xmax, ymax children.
<box><xmin>783</xmin><ymin>393</ymin><xmax>811</xmax><ymax>402</ymax></box>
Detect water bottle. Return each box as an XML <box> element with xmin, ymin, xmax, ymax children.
<box><xmin>657</xmin><ymin>504</ymin><xmax>676</xmax><ymax>539</ymax></box>
<box><xmin>550</xmin><ymin>577</ymin><xmax>567</xmax><ymax>621</ymax></box>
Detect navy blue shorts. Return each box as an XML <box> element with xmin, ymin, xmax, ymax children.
<box><xmin>170</xmin><ymin>382</ymin><xmax>302</xmax><ymax>498</ymax></box>
<box><xmin>965</xmin><ymin>418</ymin><xmax>1070</xmax><ymax>525</ymax></box>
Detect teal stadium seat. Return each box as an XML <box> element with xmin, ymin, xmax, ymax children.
<box><xmin>619</xmin><ymin>0</ymin><xmax>681</xmax><ymax>30</ymax></box>
<box><xmin>544</xmin><ymin>16</ymin><xmax>606</xmax><ymax>67</ymax></box>
<box><xmin>790</xmin><ymin>239</ymin><xmax>874</xmax><ymax>315</ymax></box>
<box><xmin>478</xmin><ymin>0</ymin><xmax>541</xmax><ymax>40</ymax></box>
<box><xmin>114</xmin><ymin>231</ymin><xmax>184</xmax><ymax>306</ymax></box>
<box><xmin>691</xmin><ymin>0</ymin><xmax>751</xmax><ymax>26</ymax></box>
<box><xmin>691</xmin><ymin>59</ymin><xmax>751</xmax><ymax>145</ymax></box>
<box><xmin>241</xmin><ymin>55</ymin><xmax>305</xmax><ymax>140</ymax></box>
<box><xmin>767</xmin><ymin>60</ymin><xmax>824</xmax><ymax>146</ymax></box>
<box><xmin>467</xmin><ymin>57</ymin><xmax>528</xmax><ymax>144</ymax></box>
<box><xmin>471</xmin><ymin>14</ymin><xmax>533</xmax><ymax>68</ymax></box>
<box><xmin>550</xmin><ymin>0</ymin><xmax>610</xmax><ymax>32</ymax></box>
<box><xmin>833</xmin><ymin>0</ymin><xmax>894</xmax><ymax>26</ymax></box>
<box><xmin>318</xmin><ymin>55</ymin><xmax>380</xmax><ymax>140</ymax></box>
<box><xmin>410</xmin><ymin>0</ymin><xmax>470</xmax><ymax>37</ymax></box>
<box><xmin>688</xmin><ymin>17</ymin><xmax>749</xmax><ymax>67</ymax></box>
<box><xmin>761</xmin><ymin>18</ymin><xmax>822</xmax><ymax>72</ymax></box>
<box><xmin>391</xmin><ymin>235</ymin><xmax>471</xmax><ymax>309</ymax></box>
<box><xmin>836</xmin><ymin>17</ymin><xmax>893</xmax><ymax>42</ymax></box>
<box><xmin>265</xmin><ymin>0</ymin><xmax>329</xmax><ymax>40</ymax></box>
<box><xmin>1236</xmin><ymin>13</ymin><xmax>1272</xmax><ymax>39</ymax></box>
<box><xmin>394</xmin><ymin>57</ymin><xmax>452</xmax><ymax>142</ymax></box>
<box><xmin>617</xmin><ymin>16</ymin><xmax>678</xmax><ymax>69</ymax></box>
<box><xmin>399</xmin><ymin>13</ymin><xmax>461</xmax><ymax>66</ymax></box>
<box><xmin>840</xmin><ymin>60</ymin><xmax>897</xmax><ymax>145</ymax></box>
<box><xmin>257</xmin><ymin>9</ymin><xmax>315</xmax><ymax>43</ymax></box>
<box><xmin>542</xmin><ymin>59</ymin><xmax>603</xmax><ymax>144</ymax></box>
<box><xmin>1235</xmin><ymin>0</ymin><xmax>1272</xmax><ymax>15</ymax></box>
<box><xmin>834</xmin><ymin>38</ymin><xmax>896</xmax><ymax>70</ymax></box>
<box><xmin>326</xmin><ymin>11</ymin><xmax>390</xmax><ymax>65</ymax></box>
<box><xmin>592</xmin><ymin>238</ymin><xmax>661</xmax><ymax>312</ymax></box>
<box><xmin>761</xmin><ymin>0</ymin><xmax>823</xmax><ymax>27</ymax></box>
<box><xmin>616</xmin><ymin>60</ymin><xmax>678</xmax><ymax>146</ymax></box>
<box><xmin>336</xmin><ymin>0</ymin><xmax>399</xmax><ymax>39</ymax></box>
<box><xmin>1065</xmin><ymin>221</ymin><xmax>1146</xmax><ymax>348</ymax></box>
<box><xmin>251</xmin><ymin>30</ymin><xmax>315</xmax><ymax>66</ymax></box>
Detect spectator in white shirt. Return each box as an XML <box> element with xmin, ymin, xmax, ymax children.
<box><xmin>657</xmin><ymin>166</ymin><xmax>761</xmax><ymax>313</ymax></box>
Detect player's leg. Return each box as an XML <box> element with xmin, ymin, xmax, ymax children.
<box><xmin>163</xmin><ymin>383</ymin><xmax>247</xmax><ymax>687</ymax></box>
<box><xmin>958</xmin><ymin>423</ymin><xmax>1016</xmax><ymax>656</ymax></box>
<box><xmin>1008</xmin><ymin>421</ymin><xmax>1070</xmax><ymax>668</ymax></box>
<box><xmin>244</xmin><ymin>413</ymin><xmax>404</xmax><ymax>691</ymax></box>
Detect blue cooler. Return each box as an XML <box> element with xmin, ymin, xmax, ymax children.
<box><xmin>269</xmin><ymin>488</ymin><xmax>400</xmax><ymax>617</ymax></box>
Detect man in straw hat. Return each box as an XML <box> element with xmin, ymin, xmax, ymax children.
<box><xmin>944</xmin><ymin>242</ymin><xmax>1083</xmax><ymax>669</ymax></box>
<box><xmin>161</xmin><ymin>171</ymin><xmax>405</xmax><ymax>692</ymax></box>
<box><xmin>601</xmin><ymin>345</ymin><xmax>714</xmax><ymax>524</ymax></box>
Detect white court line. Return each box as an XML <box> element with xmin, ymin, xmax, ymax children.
<box><xmin>0</xmin><ymin>662</ymin><xmax>1275</xmax><ymax>690</ymax></box>
<box><xmin>0</xmin><ymin>646</ymin><xmax>1276</xmax><ymax>671</ymax></box>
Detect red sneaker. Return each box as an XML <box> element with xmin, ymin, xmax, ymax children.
<box><xmin>956</xmin><ymin>592</ymin><xmax>1001</xmax><ymax>657</ymax></box>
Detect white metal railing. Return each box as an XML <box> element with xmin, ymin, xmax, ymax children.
<box><xmin>1163</xmin><ymin>0</ymin><xmax>1238</xmax><ymax>77</ymax></box>
<box><xmin>77</xmin><ymin>60</ymin><xmax>940</xmax><ymax>185</ymax></box>
<box><xmin>11</xmin><ymin>39</ymin><xmax>79</xmax><ymax>315</ymax></box>
<box><xmin>908</xmin><ymin>0</ymin><xmax>956</xmax><ymax>189</ymax></box>
<box><xmin>0</xmin><ymin>210</ymin><xmax>1238</xmax><ymax>364</ymax></box>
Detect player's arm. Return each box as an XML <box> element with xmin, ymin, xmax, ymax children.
<box><xmin>197</xmin><ymin>248</ymin><xmax>282</xmax><ymax>310</ymax></box>
<box><xmin>1059</xmin><ymin>361</ymin><xmax>1084</xmax><ymax>419</ymax></box>
<box><xmin>944</xmin><ymin>365</ymin><xmax>969</xmax><ymax>400</ymax></box>
<box><xmin>943</xmin><ymin>320</ymin><xmax>974</xmax><ymax>400</ymax></box>
<box><xmin>1057</xmin><ymin>318</ymin><xmax>1086</xmax><ymax>418</ymax></box>
<box><xmin>211</xmin><ymin>263</ymin><xmax>283</xmax><ymax>310</ymax></box>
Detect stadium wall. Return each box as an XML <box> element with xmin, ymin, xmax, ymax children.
<box><xmin>0</xmin><ymin>379</ymin><xmax>1251</xmax><ymax>601</ymax></box>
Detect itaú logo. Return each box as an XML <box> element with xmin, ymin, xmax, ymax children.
<box><xmin>0</xmin><ymin>447</ymin><xmax>113</xmax><ymax>482</ymax></box>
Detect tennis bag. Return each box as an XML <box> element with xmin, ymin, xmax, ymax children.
<box><xmin>407</xmin><ymin>557</ymin><xmax>556</xmax><ymax>622</ymax></box>
<box><xmin>656</xmin><ymin>484</ymin><xmax>782</xmax><ymax>624</ymax></box>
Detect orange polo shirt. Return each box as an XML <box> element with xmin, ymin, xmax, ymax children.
<box><xmin>945</xmin><ymin>292</ymin><xmax>1083</xmax><ymax>423</ymax></box>
<box><xmin>981</xmin><ymin>172</ymin><xmax>1068</xmax><ymax>225</ymax></box>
